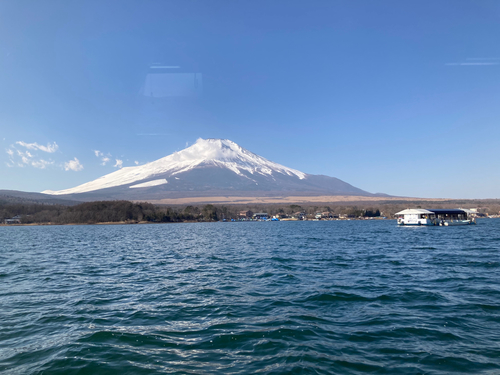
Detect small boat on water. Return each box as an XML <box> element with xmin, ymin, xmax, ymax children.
<box><xmin>395</xmin><ymin>208</ymin><xmax>476</xmax><ymax>226</ymax></box>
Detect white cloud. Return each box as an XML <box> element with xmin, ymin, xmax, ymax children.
<box><xmin>446</xmin><ymin>57</ymin><xmax>500</xmax><ymax>66</ymax></box>
<box><xmin>114</xmin><ymin>159</ymin><xmax>123</xmax><ymax>168</ymax></box>
<box><xmin>134</xmin><ymin>161</ymin><xmax>139</xmax><ymax>165</ymax></box>
<box><xmin>446</xmin><ymin>62</ymin><xmax>498</xmax><ymax>66</ymax></box>
<box><xmin>31</xmin><ymin>159</ymin><xmax>54</xmax><ymax>169</ymax></box>
<box><xmin>64</xmin><ymin>157</ymin><xmax>83</xmax><ymax>171</ymax></box>
<box><xmin>17</xmin><ymin>150</ymin><xmax>34</xmax><ymax>162</ymax></box>
<box><xmin>93</xmin><ymin>149</ymin><xmax>113</xmax><ymax>166</ymax></box>
<box><xmin>7</xmin><ymin>147</ymin><xmax>54</xmax><ymax>169</ymax></box>
<box><xmin>16</xmin><ymin>141</ymin><xmax>58</xmax><ymax>153</ymax></box>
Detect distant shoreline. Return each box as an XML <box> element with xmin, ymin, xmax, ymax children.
<box><xmin>0</xmin><ymin>218</ymin><xmax>394</xmax><ymax>227</ymax></box>
<box><xmin>0</xmin><ymin>220</ymin><xmax>195</xmax><ymax>227</ymax></box>
<box><xmin>2</xmin><ymin>198</ymin><xmax>498</xmax><ymax>227</ymax></box>
<box><xmin>3</xmin><ymin>217</ymin><xmax>498</xmax><ymax>228</ymax></box>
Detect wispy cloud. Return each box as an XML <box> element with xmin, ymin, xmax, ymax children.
<box><xmin>16</xmin><ymin>141</ymin><xmax>59</xmax><ymax>153</ymax></box>
<box><xmin>93</xmin><ymin>149</ymin><xmax>113</xmax><ymax>165</ymax></box>
<box><xmin>31</xmin><ymin>159</ymin><xmax>54</xmax><ymax>169</ymax></box>
<box><xmin>446</xmin><ymin>57</ymin><xmax>499</xmax><ymax>66</ymax></box>
<box><xmin>114</xmin><ymin>159</ymin><xmax>123</xmax><ymax>168</ymax></box>
<box><xmin>17</xmin><ymin>149</ymin><xmax>31</xmax><ymax>165</ymax></box>
<box><xmin>6</xmin><ymin>147</ymin><xmax>54</xmax><ymax>169</ymax></box>
<box><xmin>446</xmin><ymin>62</ymin><xmax>498</xmax><ymax>66</ymax></box>
<box><xmin>134</xmin><ymin>161</ymin><xmax>139</xmax><ymax>165</ymax></box>
<box><xmin>5</xmin><ymin>148</ymin><xmax>16</xmax><ymax>167</ymax></box>
<box><xmin>64</xmin><ymin>157</ymin><xmax>83</xmax><ymax>171</ymax></box>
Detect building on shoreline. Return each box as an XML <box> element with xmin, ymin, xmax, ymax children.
<box><xmin>4</xmin><ymin>215</ymin><xmax>21</xmax><ymax>224</ymax></box>
<box><xmin>253</xmin><ymin>212</ymin><xmax>269</xmax><ymax>220</ymax></box>
<box><xmin>238</xmin><ymin>210</ymin><xmax>253</xmax><ymax>219</ymax></box>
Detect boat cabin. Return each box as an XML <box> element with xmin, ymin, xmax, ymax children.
<box><xmin>395</xmin><ymin>208</ymin><xmax>475</xmax><ymax>226</ymax></box>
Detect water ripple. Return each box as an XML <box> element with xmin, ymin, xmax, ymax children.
<box><xmin>1</xmin><ymin>220</ymin><xmax>500</xmax><ymax>374</ymax></box>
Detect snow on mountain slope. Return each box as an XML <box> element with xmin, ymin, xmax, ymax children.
<box><xmin>129</xmin><ymin>179</ymin><xmax>168</xmax><ymax>188</ymax></box>
<box><xmin>42</xmin><ymin>139</ymin><xmax>307</xmax><ymax>195</ymax></box>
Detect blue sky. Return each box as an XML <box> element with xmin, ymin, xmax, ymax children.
<box><xmin>1</xmin><ymin>0</ymin><xmax>499</xmax><ymax>198</ymax></box>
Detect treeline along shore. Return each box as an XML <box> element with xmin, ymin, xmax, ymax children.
<box><xmin>1</xmin><ymin>197</ymin><xmax>500</xmax><ymax>225</ymax></box>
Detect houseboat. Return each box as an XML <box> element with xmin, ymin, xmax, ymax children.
<box><xmin>395</xmin><ymin>208</ymin><xmax>476</xmax><ymax>226</ymax></box>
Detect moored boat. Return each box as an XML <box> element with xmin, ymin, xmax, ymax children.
<box><xmin>395</xmin><ymin>208</ymin><xmax>476</xmax><ymax>226</ymax></box>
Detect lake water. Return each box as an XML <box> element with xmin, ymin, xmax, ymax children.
<box><xmin>1</xmin><ymin>220</ymin><xmax>500</xmax><ymax>374</ymax></box>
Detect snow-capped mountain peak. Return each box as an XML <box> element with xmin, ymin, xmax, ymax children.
<box><xmin>162</xmin><ymin>138</ymin><xmax>306</xmax><ymax>178</ymax></box>
<box><xmin>43</xmin><ymin>138</ymin><xmax>306</xmax><ymax>195</ymax></box>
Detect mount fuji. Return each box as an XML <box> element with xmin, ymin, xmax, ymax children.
<box><xmin>42</xmin><ymin>139</ymin><xmax>382</xmax><ymax>201</ymax></box>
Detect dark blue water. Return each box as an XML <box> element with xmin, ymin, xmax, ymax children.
<box><xmin>1</xmin><ymin>220</ymin><xmax>500</xmax><ymax>374</ymax></box>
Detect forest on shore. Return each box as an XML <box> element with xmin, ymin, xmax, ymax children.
<box><xmin>0</xmin><ymin>200</ymin><xmax>385</xmax><ymax>224</ymax></box>
<box><xmin>1</xmin><ymin>201</ymin><xmax>197</xmax><ymax>224</ymax></box>
<box><xmin>1</xmin><ymin>197</ymin><xmax>499</xmax><ymax>225</ymax></box>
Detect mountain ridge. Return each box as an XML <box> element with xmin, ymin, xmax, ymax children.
<box><xmin>41</xmin><ymin>138</ymin><xmax>383</xmax><ymax>200</ymax></box>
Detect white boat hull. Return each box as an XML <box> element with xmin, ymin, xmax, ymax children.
<box><xmin>397</xmin><ymin>218</ymin><xmax>476</xmax><ymax>226</ymax></box>
<box><xmin>442</xmin><ymin>220</ymin><xmax>476</xmax><ymax>226</ymax></box>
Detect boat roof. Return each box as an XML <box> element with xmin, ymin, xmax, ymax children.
<box><xmin>395</xmin><ymin>209</ymin><xmax>434</xmax><ymax>215</ymax></box>
<box><xmin>427</xmin><ymin>209</ymin><xmax>467</xmax><ymax>215</ymax></box>
<box><xmin>395</xmin><ymin>208</ymin><xmax>469</xmax><ymax>215</ymax></box>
